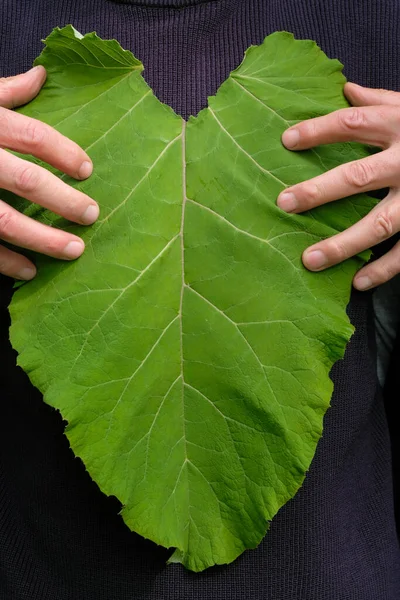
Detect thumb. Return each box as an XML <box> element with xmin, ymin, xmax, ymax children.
<box><xmin>0</xmin><ymin>65</ymin><xmax>46</xmax><ymax>109</ymax></box>
<box><xmin>344</xmin><ymin>81</ymin><xmax>400</xmax><ymax>107</ymax></box>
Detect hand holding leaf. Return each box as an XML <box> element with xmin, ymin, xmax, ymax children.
<box><xmin>0</xmin><ymin>66</ymin><xmax>97</xmax><ymax>280</ymax></box>
<box><xmin>279</xmin><ymin>83</ymin><xmax>400</xmax><ymax>291</ymax></box>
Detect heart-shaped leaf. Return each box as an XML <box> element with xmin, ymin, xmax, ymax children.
<box><xmin>7</xmin><ymin>26</ymin><xmax>376</xmax><ymax>571</ymax></box>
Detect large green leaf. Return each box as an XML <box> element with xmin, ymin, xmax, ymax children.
<box><xmin>7</xmin><ymin>26</ymin><xmax>375</xmax><ymax>571</ymax></box>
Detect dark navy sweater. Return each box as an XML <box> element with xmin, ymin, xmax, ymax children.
<box><xmin>0</xmin><ymin>1</ymin><xmax>399</xmax><ymax>598</ymax></box>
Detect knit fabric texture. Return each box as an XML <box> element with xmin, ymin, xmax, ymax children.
<box><xmin>0</xmin><ymin>1</ymin><xmax>400</xmax><ymax>598</ymax></box>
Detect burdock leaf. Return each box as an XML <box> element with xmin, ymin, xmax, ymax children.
<box><xmin>7</xmin><ymin>27</ymin><xmax>376</xmax><ymax>571</ymax></box>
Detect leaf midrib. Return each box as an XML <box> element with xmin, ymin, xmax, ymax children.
<box><xmin>179</xmin><ymin>119</ymin><xmax>190</xmax><ymax>554</ymax></box>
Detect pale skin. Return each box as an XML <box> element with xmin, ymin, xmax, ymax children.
<box><xmin>0</xmin><ymin>66</ymin><xmax>399</xmax><ymax>291</ymax></box>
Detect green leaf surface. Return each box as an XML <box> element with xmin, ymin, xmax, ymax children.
<box><xmin>7</xmin><ymin>26</ymin><xmax>376</xmax><ymax>572</ymax></box>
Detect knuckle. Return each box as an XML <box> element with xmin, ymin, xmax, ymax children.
<box><xmin>372</xmin><ymin>211</ymin><xmax>394</xmax><ymax>240</ymax></box>
<box><xmin>0</xmin><ymin>76</ymin><xmax>14</xmax><ymax>87</ymax></box>
<box><xmin>381</xmin><ymin>263</ymin><xmax>399</xmax><ymax>282</ymax></box>
<box><xmin>301</xmin><ymin>182</ymin><xmax>322</xmax><ymax>208</ymax></box>
<box><xmin>344</xmin><ymin>160</ymin><xmax>375</xmax><ymax>188</ymax></box>
<box><xmin>21</xmin><ymin>119</ymin><xmax>47</xmax><ymax>148</ymax></box>
<box><xmin>327</xmin><ymin>239</ymin><xmax>349</xmax><ymax>263</ymax></box>
<box><xmin>339</xmin><ymin>107</ymin><xmax>366</xmax><ymax>130</ymax></box>
<box><xmin>369</xmin><ymin>262</ymin><xmax>397</xmax><ymax>285</ymax></box>
<box><xmin>42</xmin><ymin>234</ymin><xmax>65</xmax><ymax>256</ymax></box>
<box><xmin>0</xmin><ymin>107</ymin><xmax>10</xmax><ymax>129</ymax></box>
<box><xmin>301</xmin><ymin>119</ymin><xmax>317</xmax><ymax>141</ymax></box>
<box><xmin>379</xmin><ymin>88</ymin><xmax>398</xmax><ymax>99</ymax></box>
<box><xmin>0</xmin><ymin>258</ymin><xmax>9</xmax><ymax>274</ymax></box>
<box><xmin>0</xmin><ymin>210</ymin><xmax>14</xmax><ymax>236</ymax></box>
<box><xmin>0</xmin><ymin>77</ymin><xmax>10</xmax><ymax>92</ymax></box>
<box><xmin>14</xmin><ymin>164</ymin><xmax>41</xmax><ymax>194</ymax></box>
<box><xmin>0</xmin><ymin>80</ymin><xmax>11</xmax><ymax>104</ymax></box>
<box><xmin>0</xmin><ymin>251</ymin><xmax>14</xmax><ymax>275</ymax></box>
<box><xmin>0</xmin><ymin>258</ymin><xmax>7</xmax><ymax>274</ymax></box>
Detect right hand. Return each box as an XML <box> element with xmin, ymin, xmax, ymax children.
<box><xmin>0</xmin><ymin>66</ymin><xmax>99</xmax><ymax>281</ymax></box>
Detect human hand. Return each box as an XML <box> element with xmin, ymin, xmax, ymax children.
<box><xmin>0</xmin><ymin>66</ymin><xmax>98</xmax><ymax>281</ymax></box>
<box><xmin>277</xmin><ymin>82</ymin><xmax>400</xmax><ymax>291</ymax></box>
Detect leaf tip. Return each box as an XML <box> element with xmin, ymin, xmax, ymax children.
<box><xmin>167</xmin><ymin>548</ymin><xmax>184</xmax><ymax>566</ymax></box>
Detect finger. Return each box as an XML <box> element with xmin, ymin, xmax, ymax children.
<box><xmin>0</xmin><ymin>66</ymin><xmax>46</xmax><ymax>109</ymax></box>
<box><xmin>0</xmin><ymin>244</ymin><xmax>36</xmax><ymax>280</ymax></box>
<box><xmin>0</xmin><ymin>108</ymin><xmax>93</xmax><ymax>181</ymax></box>
<box><xmin>345</xmin><ymin>82</ymin><xmax>400</xmax><ymax>108</ymax></box>
<box><xmin>353</xmin><ymin>239</ymin><xmax>400</xmax><ymax>290</ymax></box>
<box><xmin>281</xmin><ymin>105</ymin><xmax>400</xmax><ymax>151</ymax></box>
<box><xmin>301</xmin><ymin>192</ymin><xmax>400</xmax><ymax>271</ymax></box>
<box><xmin>0</xmin><ymin>199</ymin><xmax>85</xmax><ymax>260</ymax></box>
<box><xmin>277</xmin><ymin>149</ymin><xmax>397</xmax><ymax>213</ymax></box>
<box><xmin>0</xmin><ymin>150</ymin><xmax>99</xmax><ymax>225</ymax></box>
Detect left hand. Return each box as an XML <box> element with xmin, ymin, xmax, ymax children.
<box><xmin>277</xmin><ymin>82</ymin><xmax>400</xmax><ymax>291</ymax></box>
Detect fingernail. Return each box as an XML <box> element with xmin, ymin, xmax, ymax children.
<box><xmin>81</xmin><ymin>204</ymin><xmax>99</xmax><ymax>225</ymax></box>
<box><xmin>354</xmin><ymin>276</ymin><xmax>372</xmax><ymax>290</ymax></box>
<box><xmin>78</xmin><ymin>160</ymin><xmax>93</xmax><ymax>179</ymax></box>
<box><xmin>16</xmin><ymin>267</ymin><xmax>36</xmax><ymax>280</ymax></box>
<box><xmin>277</xmin><ymin>191</ymin><xmax>297</xmax><ymax>212</ymax></box>
<box><xmin>303</xmin><ymin>249</ymin><xmax>327</xmax><ymax>270</ymax></box>
<box><xmin>63</xmin><ymin>240</ymin><xmax>85</xmax><ymax>259</ymax></box>
<box><xmin>282</xmin><ymin>128</ymin><xmax>299</xmax><ymax>148</ymax></box>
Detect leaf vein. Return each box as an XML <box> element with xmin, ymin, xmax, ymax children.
<box><xmin>208</xmin><ymin>107</ymin><xmax>286</xmax><ymax>187</ymax></box>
